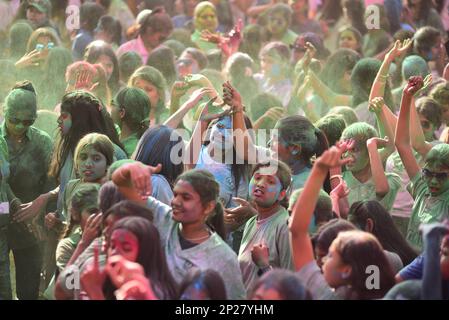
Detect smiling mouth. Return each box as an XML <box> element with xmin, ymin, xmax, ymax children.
<box><xmin>83</xmin><ymin>170</ymin><xmax>93</xmax><ymax>176</ymax></box>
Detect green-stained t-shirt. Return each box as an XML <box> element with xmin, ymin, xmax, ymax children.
<box><xmin>121</xmin><ymin>133</ymin><xmax>140</xmax><ymax>158</ymax></box>
<box><xmin>342</xmin><ymin>170</ymin><xmax>401</xmax><ymax>211</ymax></box>
<box><xmin>238</xmin><ymin>207</ymin><xmax>294</xmax><ymax>292</ymax></box>
<box><xmin>0</xmin><ymin>123</ymin><xmax>54</xmax><ymax>203</ymax></box>
<box><xmin>406</xmin><ymin>172</ymin><xmax>449</xmax><ymax>250</ymax></box>
<box><xmin>191</xmin><ymin>29</ymin><xmax>218</xmax><ymax>52</ymax></box>
<box><xmin>0</xmin><ymin>123</ymin><xmax>55</xmax><ymax>248</ymax></box>
<box><xmin>280</xmin><ymin>29</ymin><xmax>299</xmax><ymax>47</ymax></box>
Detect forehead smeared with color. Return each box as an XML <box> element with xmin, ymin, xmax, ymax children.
<box><xmin>341</xmin><ymin>122</ymin><xmax>377</xmax><ymax>144</ymax></box>
<box><xmin>194</xmin><ymin>1</ymin><xmax>216</xmax><ymax>18</ymax></box>
<box><xmin>425</xmin><ymin>144</ymin><xmax>449</xmax><ymax>170</ymax></box>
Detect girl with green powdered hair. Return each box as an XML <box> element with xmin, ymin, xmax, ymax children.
<box><xmin>340</xmin><ymin>121</ymin><xmax>401</xmax><ymax>212</ymax></box>
<box><xmin>111</xmin><ymin>87</ymin><xmax>150</xmax><ymax>157</ymax></box>
<box><xmin>395</xmin><ymin>76</ymin><xmax>449</xmax><ymax>250</ymax></box>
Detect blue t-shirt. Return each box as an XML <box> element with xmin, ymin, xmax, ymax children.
<box><xmin>399</xmin><ymin>255</ymin><xmax>424</xmax><ymax>280</ymax></box>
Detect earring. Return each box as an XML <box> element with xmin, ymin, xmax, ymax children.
<box><xmin>291</xmin><ymin>150</ymin><xmax>299</xmax><ymax>155</ymax></box>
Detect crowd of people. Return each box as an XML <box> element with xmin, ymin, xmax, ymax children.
<box><xmin>0</xmin><ymin>0</ymin><xmax>448</xmax><ymax>300</ymax></box>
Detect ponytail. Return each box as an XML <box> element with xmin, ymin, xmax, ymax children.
<box><xmin>206</xmin><ymin>201</ymin><xmax>226</xmax><ymax>240</ymax></box>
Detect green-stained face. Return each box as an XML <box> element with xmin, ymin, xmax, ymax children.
<box><xmin>6</xmin><ymin>110</ymin><xmax>36</xmax><ymax>138</ymax></box>
<box><xmin>422</xmin><ymin>164</ymin><xmax>449</xmax><ymax>196</ymax></box>
<box><xmin>77</xmin><ymin>145</ymin><xmax>108</xmax><ymax>183</ymax></box>
<box><xmin>195</xmin><ymin>7</ymin><xmax>218</xmax><ymax>32</ymax></box>
<box><xmin>343</xmin><ymin>139</ymin><xmax>370</xmax><ymax>173</ymax></box>
<box><xmin>268</xmin><ymin>12</ymin><xmax>289</xmax><ymax>37</ymax></box>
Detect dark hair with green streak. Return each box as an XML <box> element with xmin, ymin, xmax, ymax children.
<box><xmin>276</xmin><ymin>115</ymin><xmax>329</xmax><ymax>167</ymax></box>
<box><xmin>315</xmin><ymin>114</ymin><xmax>347</xmax><ymax>147</ymax></box>
<box><xmin>174</xmin><ymin>169</ymin><xmax>225</xmax><ymax>240</ymax></box>
<box><xmin>112</xmin><ymin>87</ymin><xmax>150</xmax><ymax>139</ymax></box>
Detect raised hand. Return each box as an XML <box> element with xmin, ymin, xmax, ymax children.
<box><xmin>171</xmin><ymin>81</ymin><xmax>190</xmax><ymax>101</ymax></box>
<box><xmin>315</xmin><ymin>142</ymin><xmax>354</xmax><ymax>170</ymax></box>
<box><xmin>80</xmin><ymin>242</ymin><xmax>106</xmax><ymax>300</ymax></box>
<box><xmin>185</xmin><ymin>87</ymin><xmax>217</xmax><ymax>110</ymax></box>
<box><xmin>414</xmin><ymin>74</ymin><xmax>432</xmax><ymax>97</ymax></box>
<box><xmin>106</xmin><ymin>255</ymin><xmax>146</xmax><ymax>289</ymax></box>
<box><xmin>404</xmin><ymin>76</ymin><xmax>424</xmax><ymax>96</ymax></box>
<box><xmin>367</xmin><ymin>136</ymin><xmax>389</xmax><ymax>149</ymax></box>
<box><xmin>368</xmin><ymin>97</ymin><xmax>385</xmax><ymax>114</ymax></box>
<box><xmin>223</xmin><ymin>197</ymin><xmax>256</xmax><ymax>231</ymax></box>
<box><xmin>386</xmin><ymin>39</ymin><xmax>413</xmax><ymax>62</ymax></box>
<box><xmin>222</xmin><ymin>81</ymin><xmax>243</xmax><ymax>110</ymax></box>
<box><xmin>128</xmin><ymin>163</ymin><xmax>162</xmax><ymax>200</ymax></box>
<box><xmin>330</xmin><ymin>176</ymin><xmax>350</xmax><ymax>199</ymax></box>
<box><xmin>15</xmin><ymin>50</ymin><xmax>44</xmax><ymax>68</ymax></box>
<box><xmin>201</xmin><ymin>29</ymin><xmax>221</xmax><ymax>44</ymax></box>
<box><xmin>74</xmin><ymin>69</ymin><xmax>98</xmax><ymax>91</ymax></box>
<box><xmin>80</xmin><ymin>213</ymin><xmax>102</xmax><ymax>247</ymax></box>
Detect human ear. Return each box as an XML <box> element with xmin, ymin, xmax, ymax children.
<box><xmin>203</xmin><ymin>200</ymin><xmax>216</xmax><ymax>218</ymax></box>
<box><xmin>277</xmin><ymin>190</ymin><xmax>287</xmax><ymax>202</ymax></box>
<box><xmin>119</xmin><ymin>108</ymin><xmax>126</xmax><ymax>119</ymax></box>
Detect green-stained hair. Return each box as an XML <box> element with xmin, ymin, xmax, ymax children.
<box><xmin>341</xmin><ymin>122</ymin><xmax>378</xmax><ymax>146</ymax></box>
<box><xmin>4</xmin><ymin>88</ymin><xmax>37</xmax><ymax>118</ymax></box>
<box><xmin>113</xmin><ymin>87</ymin><xmax>150</xmax><ymax>137</ymax></box>
<box><xmin>276</xmin><ymin>115</ymin><xmax>329</xmax><ymax>166</ymax></box>
<box><xmin>316</xmin><ymin>114</ymin><xmax>346</xmax><ymax>146</ymax></box>
<box><xmin>425</xmin><ymin>144</ymin><xmax>449</xmax><ymax>170</ymax></box>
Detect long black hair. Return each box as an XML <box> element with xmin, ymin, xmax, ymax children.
<box><xmin>49</xmin><ymin>91</ymin><xmax>124</xmax><ymax>179</ymax></box>
<box><xmin>348</xmin><ymin>200</ymin><xmax>418</xmax><ymax>265</ymax></box>
<box><xmin>133</xmin><ymin>125</ymin><xmax>184</xmax><ymax>188</ymax></box>
<box><xmin>205</xmin><ymin>115</ymin><xmax>253</xmax><ymax>204</ymax></box>
<box><xmin>105</xmin><ymin>216</ymin><xmax>178</xmax><ymax>300</ymax></box>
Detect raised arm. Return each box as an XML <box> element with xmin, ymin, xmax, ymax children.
<box><xmin>369</xmin><ymin>97</ymin><xmax>396</xmax><ymax>163</ymax></box>
<box><xmin>394</xmin><ymin>77</ymin><xmax>423</xmax><ymax>180</ymax></box>
<box><xmin>223</xmin><ymin>81</ymin><xmax>259</xmax><ymax>163</ymax></box>
<box><xmin>111</xmin><ymin>162</ymin><xmax>162</xmax><ymax>201</ymax></box>
<box><xmin>184</xmin><ymin>98</ymin><xmax>216</xmax><ymax>170</ymax></box>
<box><xmin>165</xmin><ymin>87</ymin><xmax>216</xmax><ymax>129</ymax></box>
<box><xmin>367</xmin><ymin>137</ymin><xmax>391</xmax><ymax>198</ymax></box>
<box><xmin>369</xmin><ymin>39</ymin><xmax>412</xmax><ymax>101</ymax></box>
<box><xmin>289</xmin><ymin>142</ymin><xmax>353</xmax><ymax>271</ymax></box>
<box><xmin>306</xmin><ymin>70</ymin><xmax>351</xmax><ymax>107</ymax></box>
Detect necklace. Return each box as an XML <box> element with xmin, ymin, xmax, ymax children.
<box><xmin>179</xmin><ymin>226</ymin><xmax>211</xmax><ymax>242</ymax></box>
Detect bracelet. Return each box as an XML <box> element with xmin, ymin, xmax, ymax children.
<box><xmin>329</xmin><ymin>174</ymin><xmax>343</xmax><ymax>181</ymax></box>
